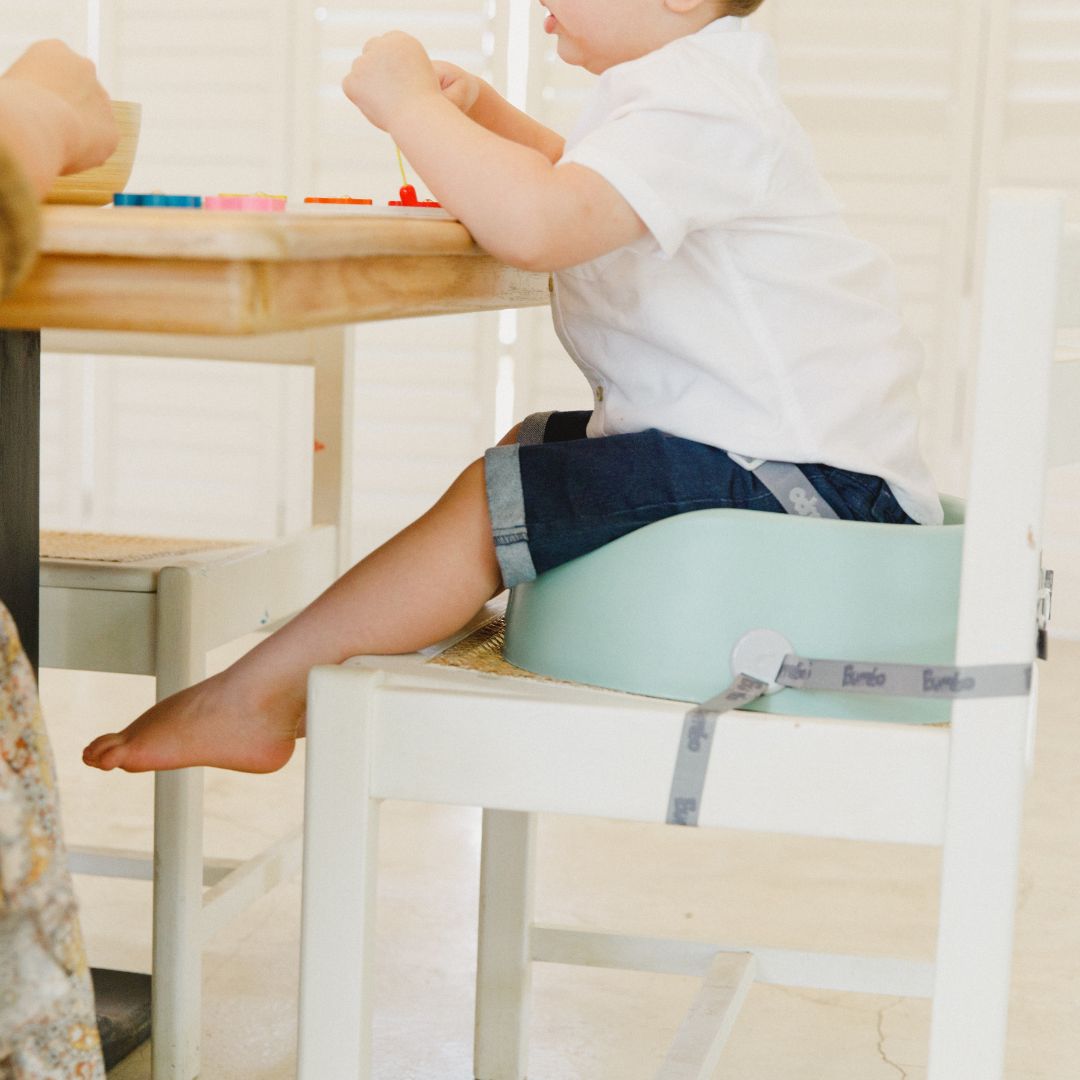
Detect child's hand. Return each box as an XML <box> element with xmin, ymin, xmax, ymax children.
<box><xmin>342</xmin><ymin>32</ymin><xmax>442</xmax><ymax>132</ymax></box>
<box><xmin>432</xmin><ymin>62</ymin><xmax>481</xmax><ymax>115</ymax></box>
<box><xmin>1</xmin><ymin>39</ymin><xmax>117</xmax><ymax>175</ymax></box>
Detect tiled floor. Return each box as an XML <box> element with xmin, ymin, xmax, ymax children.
<box><xmin>40</xmin><ymin>635</ymin><xmax>1080</xmax><ymax>1079</ymax></box>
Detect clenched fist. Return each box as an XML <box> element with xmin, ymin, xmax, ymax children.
<box><xmin>342</xmin><ymin>32</ymin><xmax>442</xmax><ymax>132</ymax></box>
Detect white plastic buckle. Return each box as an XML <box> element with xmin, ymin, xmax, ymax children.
<box><xmin>729</xmin><ymin>629</ymin><xmax>794</xmax><ymax>695</ymax></box>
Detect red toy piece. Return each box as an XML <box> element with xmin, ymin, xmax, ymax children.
<box><xmin>389</xmin><ymin>184</ymin><xmax>441</xmax><ymax>208</ymax></box>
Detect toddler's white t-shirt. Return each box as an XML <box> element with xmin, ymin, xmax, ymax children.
<box><xmin>553</xmin><ymin>16</ymin><xmax>943</xmax><ymax>525</ymax></box>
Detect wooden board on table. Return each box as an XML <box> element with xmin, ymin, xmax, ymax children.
<box><xmin>0</xmin><ymin>206</ymin><xmax>551</xmax><ymax>334</ymax></box>
<box><xmin>37</xmin><ymin>205</ymin><xmax>481</xmax><ymax>260</ymax></box>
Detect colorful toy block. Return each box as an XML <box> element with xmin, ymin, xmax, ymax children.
<box><xmin>203</xmin><ymin>194</ymin><xmax>287</xmax><ymax>211</ymax></box>
<box><xmin>388</xmin><ymin>184</ymin><xmax>441</xmax><ymax>208</ymax></box>
<box><xmin>113</xmin><ymin>193</ymin><xmax>202</xmax><ymax>207</ymax></box>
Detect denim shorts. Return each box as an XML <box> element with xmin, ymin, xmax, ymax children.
<box><xmin>483</xmin><ymin>410</ymin><xmax>917</xmax><ymax>589</ymax></box>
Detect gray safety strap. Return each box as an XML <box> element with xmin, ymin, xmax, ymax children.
<box><xmin>666</xmin><ymin>653</ymin><xmax>1034</xmax><ymax>826</ymax></box>
<box><xmin>754</xmin><ymin>461</ymin><xmax>839</xmax><ymax>519</ymax></box>
<box><xmin>666</xmin><ymin>675</ymin><xmax>771</xmax><ymax>826</ymax></box>
<box><xmin>728</xmin><ymin>453</ymin><xmax>839</xmax><ymax>520</ymax></box>
<box><xmin>776</xmin><ymin>656</ymin><xmax>1032</xmax><ymax>698</ymax></box>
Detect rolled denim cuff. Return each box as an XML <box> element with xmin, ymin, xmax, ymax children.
<box><xmin>483</xmin><ymin>444</ymin><xmax>537</xmax><ymax>588</ymax></box>
<box><xmin>516</xmin><ymin>410</ymin><xmax>555</xmax><ymax>446</ymax></box>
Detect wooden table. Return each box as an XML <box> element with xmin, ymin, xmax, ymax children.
<box><xmin>0</xmin><ymin>204</ymin><xmax>549</xmax><ymax>666</ymax></box>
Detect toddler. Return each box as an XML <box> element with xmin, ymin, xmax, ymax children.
<box><xmin>84</xmin><ymin>0</ymin><xmax>942</xmax><ymax>774</ymax></box>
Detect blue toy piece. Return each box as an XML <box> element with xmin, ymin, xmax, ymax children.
<box><xmin>113</xmin><ymin>193</ymin><xmax>202</xmax><ymax>207</ymax></box>
<box><xmin>502</xmin><ymin>495</ymin><xmax>965</xmax><ymax>724</ymax></box>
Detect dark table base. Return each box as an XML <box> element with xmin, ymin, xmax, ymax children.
<box><xmin>91</xmin><ymin>968</ymin><xmax>153</xmax><ymax>1071</ymax></box>
<box><xmin>0</xmin><ymin>328</ymin><xmax>40</xmax><ymax>669</ymax></box>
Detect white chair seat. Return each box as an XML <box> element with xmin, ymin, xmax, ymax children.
<box><xmin>40</xmin><ymin>527</ymin><xmax>335</xmax><ymax>675</ymax></box>
<box><xmin>340</xmin><ymin>639</ymin><xmax>951</xmax><ymax>845</ymax></box>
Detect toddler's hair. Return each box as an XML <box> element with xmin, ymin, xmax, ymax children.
<box><xmin>725</xmin><ymin>0</ymin><xmax>766</xmax><ymax>13</ymax></box>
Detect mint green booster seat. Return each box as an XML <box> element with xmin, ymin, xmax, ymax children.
<box><xmin>502</xmin><ymin>496</ymin><xmax>965</xmax><ymax>725</ymax></box>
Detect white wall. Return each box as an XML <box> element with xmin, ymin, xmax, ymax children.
<box><xmin>7</xmin><ymin>0</ymin><xmax>1080</xmax><ymax>633</ymax></box>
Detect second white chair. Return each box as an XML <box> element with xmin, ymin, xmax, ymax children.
<box><xmin>41</xmin><ymin>324</ymin><xmax>354</xmax><ymax>1080</ymax></box>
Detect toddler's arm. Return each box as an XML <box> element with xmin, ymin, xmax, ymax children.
<box><xmin>433</xmin><ymin>62</ymin><xmax>564</xmax><ymax>164</ymax></box>
<box><xmin>344</xmin><ymin>33</ymin><xmax>646</xmax><ymax>272</ymax></box>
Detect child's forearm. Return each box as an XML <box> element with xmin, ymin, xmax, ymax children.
<box><xmin>466</xmin><ymin>81</ymin><xmax>564</xmax><ymax>163</ymax></box>
<box><xmin>344</xmin><ymin>33</ymin><xmax>643</xmax><ymax>270</ymax></box>
<box><xmin>391</xmin><ymin>94</ymin><xmax>565</xmax><ymax>268</ymax></box>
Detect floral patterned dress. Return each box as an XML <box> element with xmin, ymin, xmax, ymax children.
<box><xmin>0</xmin><ymin>603</ymin><xmax>105</xmax><ymax>1079</ymax></box>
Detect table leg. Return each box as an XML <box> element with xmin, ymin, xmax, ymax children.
<box><xmin>0</xmin><ymin>329</ymin><xmax>40</xmax><ymax>670</ymax></box>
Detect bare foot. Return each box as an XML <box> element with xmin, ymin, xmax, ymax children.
<box><xmin>82</xmin><ymin>669</ymin><xmax>301</xmax><ymax>774</ymax></box>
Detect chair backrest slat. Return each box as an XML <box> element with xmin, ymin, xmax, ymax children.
<box><xmin>954</xmin><ymin>191</ymin><xmax>1061</xmax><ymax>667</ymax></box>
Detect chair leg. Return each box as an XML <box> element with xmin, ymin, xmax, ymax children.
<box><xmin>152</xmin><ymin>768</ymin><xmax>205</xmax><ymax>1080</ymax></box>
<box><xmin>298</xmin><ymin>666</ymin><xmax>382</xmax><ymax>1080</ymax></box>
<box><xmin>474</xmin><ymin>809</ymin><xmax>536</xmax><ymax>1080</ymax></box>
<box><xmin>927</xmin><ymin>709</ymin><xmax>1028</xmax><ymax>1080</ymax></box>
<box><xmin>151</xmin><ymin>567</ymin><xmax>207</xmax><ymax>1080</ymax></box>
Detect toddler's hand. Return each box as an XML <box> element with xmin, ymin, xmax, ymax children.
<box><xmin>432</xmin><ymin>61</ymin><xmax>481</xmax><ymax>115</ymax></box>
<box><xmin>2</xmin><ymin>39</ymin><xmax>117</xmax><ymax>174</ymax></box>
<box><xmin>342</xmin><ymin>32</ymin><xmax>442</xmax><ymax>132</ymax></box>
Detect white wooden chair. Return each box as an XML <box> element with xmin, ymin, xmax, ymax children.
<box><xmin>295</xmin><ymin>189</ymin><xmax>1077</xmax><ymax>1079</ymax></box>
<box><xmin>39</xmin><ymin>325</ymin><xmax>354</xmax><ymax>1080</ymax></box>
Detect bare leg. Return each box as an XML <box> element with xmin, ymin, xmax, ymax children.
<box><xmin>83</xmin><ymin>457</ymin><xmax>503</xmax><ymax>774</ymax></box>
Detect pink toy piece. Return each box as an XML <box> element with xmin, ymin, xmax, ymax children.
<box><xmin>203</xmin><ymin>195</ymin><xmax>287</xmax><ymax>212</ymax></box>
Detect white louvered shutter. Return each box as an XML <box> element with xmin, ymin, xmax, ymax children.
<box><xmin>981</xmin><ymin>0</ymin><xmax>1080</xmax><ymax>214</ymax></box>
<box><xmin>293</xmin><ymin>0</ymin><xmax>506</xmax><ymax>560</ymax></box>
<box><xmin>98</xmin><ymin>0</ymin><xmax>292</xmax><ymax>196</ymax></box>
<box><xmin>85</xmin><ymin>356</ymin><xmax>311</xmax><ymax>540</ymax></box>
<box><xmin>40</xmin><ymin>347</ymin><xmax>312</xmax><ymax>541</ymax></box>
<box><xmin>748</xmin><ymin>0</ymin><xmax>988</xmax><ymax>488</ymax></box>
<box><xmin>44</xmin><ymin>0</ymin><xmax>310</xmax><ymax>540</ymax></box>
